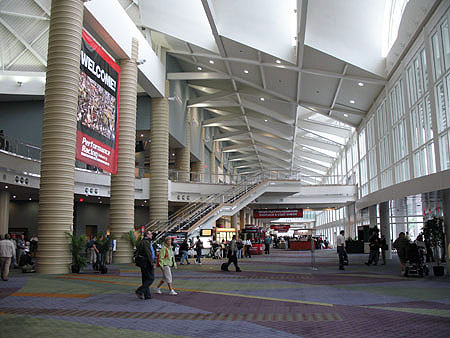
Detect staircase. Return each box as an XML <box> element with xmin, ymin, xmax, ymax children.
<box><xmin>148</xmin><ymin>173</ymin><xmax>269</xmax><ymax>241</ymax></box>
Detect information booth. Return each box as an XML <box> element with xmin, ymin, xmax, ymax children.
<box><xmin>214</xmin><ymin>228</ymin><xmax>236</xmax><ymax>244</ymax></box>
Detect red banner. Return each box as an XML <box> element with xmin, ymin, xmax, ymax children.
<box><xmin>270</xmin><ymin>225</ymin><xmax>290</xmax><ymax>232</ymax></box>
<box><xmin>76</xmin><ymin>30</ymin><xmax>120</xmax><ymax>174</ymax></box>
<box><xmin>253</xmin><ymin>209</ymin><xmax>303</xmax><ymax>218</ymax></box>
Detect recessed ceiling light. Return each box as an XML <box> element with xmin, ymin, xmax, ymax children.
<box><xmin>172</xmin><ymin>153</ymin><xmax>175</xmax><ymax>156</ymax></box>
<box><xmin>197</xmin><ymin>66</ymin><xmax>202</xmax><ymax>71</ymax></box>
<box><xmin>264</xmin><ymin>119</ymin><xmax>268</xmax><ymax>122</ymax></box>
<box><xmin>12</xmin><ymin>195</ymin><xmax>16</xmax><ymax>199</ymax></box>
<box><xmin>243</xmin><ymin>69</ymin><xmax>249</xmax><ymax>74</ymax></box>
<box><xmin>350</xmin><ymin>100</ymin><xmax>355</xmax><ymax>104</ymax></box>
<box><xmin>344</xmin><ymin>114</ymin><xmax>348</xmax><ymax>117</ymax></box>
<box><xmin>29</xmin><ymin>197</ymin><xmax>32</xmax><ymax>201</ymax></box>
<box><xmin>140</xmin><ymin>134</ymin><xmax>144</xmax><ymax>137</ymax></box>
<box><xmin>260</xmin><ymin>97</ymin><xmax>265</xmax><ymax>101</ymax></box>
<box><xmin>4</xmin><ymin>185</ymin><xmax>8</xmax><ymax>189</ymax></box>
<box><xmin>275</xmin><ymin>59</ymin><xmax>281</xmax><ymax>64</ymax></box>
<box><xmin>209</xmin><ymin>60</ymin><xmax>214</xmax><ymax>64</ymax></box>
<box><xmin>358</xmin><ymin>82</ymin><xmax>364</xmax><ymax>87</ymax></box>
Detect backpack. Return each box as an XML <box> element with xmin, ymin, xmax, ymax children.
<box><xmin>237</xmin><ymin>241</ymin><xmax>243</xmax><ymax>250</ymax></box>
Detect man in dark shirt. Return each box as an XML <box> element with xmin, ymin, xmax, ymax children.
<box><xmin>135</xmin><ymin>230</ymin><xmax>155</xmax><ymax>300</ymax></box>
<box><xmin>393</xmin><ymin>232</ymin><xmax>410</xmax><ymax>275</ymax></box>
<box><xmin>19</xmin><ymin>249</ymin><xmax>36</xmax><ymax>273</ymax></box>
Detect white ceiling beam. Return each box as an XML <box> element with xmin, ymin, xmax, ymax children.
<box><xmin>214</xmin><ymin>130</ymin><xmax>249</xmax><ymax>142</ymax></box>
<box><xmin>168</xmin><ymin>51</ymin><xmax>387</xmax><ymax>85</ymax></box>
<box><xmin>188</xmin><ymin>84</ymin><xmax>220</xmax><ymax>94</ymax></box>
<box><xmin>295</xmin><ymin>165</ymin><xmax>326</xmax><ymax>176</ymax></box>
<box><xmin>294</xmin><ymin>150</ymin><xmax>334</xmax><ymax>164</ymax></box>
<box><xmin>299</xmin><ymin>100</ymin><xmax>366</xmax><ymax>117</ymax></box>
<box><xmin>204</xmin><ymin>108</ymin><xmax>237</xmax><ymax>116</ymax></box>
<box><xmin>298</xmin><ymin>120</ymin><xmax>351</xmax><ymax>138</ymax></box>
<box><xmin>33</xmin><ymin>0</ymin><xmax>50</xmax><ymax>16</ymax></box>
<box><xmin>202</xmin><ymin>114</ymin><xmax>243</xmax><ymax>126</ymax></box>
<box><xmin>167</xmin><ymin>72</ymin><xmax>230</xmax><ymax>80</ymax></box>
<box><xmin>247</xmin><ymin>117</ymin><xmax>293</xmax><ymax>140</ymax></box>
<box><xmin>253</xmin><ymin>134</ymin><xmax>292</xmax><ymax>151</ymax></box>
<box><xmin>240</xmin><ymin>99</ymin><xmax>294</xmax><ymax>124</ymax></box>
<box><xmin>295</xmin><ymin>158</ymin><xmax>329</xmax><ymax>172</ymax></box>
<box><xmin>189</xmin><ymin>101</ymin><xmax>240</xmax><ymax>108</ymax></box>
<box><xmin>328</xmin><ymin>64</ymin><xmax>347</xmax><ymax>116</ymax></box>
<box><xmin>6</xmin><ymin>26</ymin><xmax>49</xmax><ymax>70</ymax></box>
<box><xmin>0</xmin><ymin>10</ymin><xmax>49</xmax><ymax>20</ymax></box>
<box><xmin>298</xmin><ymin>103</ymin><xmax>358</xmax><ymax>128</ymax></box>
<box><xmin>188</xmin><ymin>90</ymin><xmax>234</xmax><ymax>106</ymax></box>
<box><xmin>234</xmin><ymin>162</ymin><xmax>261</xmax><ymax>169</ymax></box>
<box><xmin>296</xmin><ymin>136</ymin><xmax>341</xmax><ymax>153</ymax></box>
<box><xmin>257</xmin><ymin>51</ymin><xmax>267</xmax><ymax>89</ymax></box>
<box><xmin>223</xmin><ymin>143</ymin><xmax>254</xmax><ymax>153</ymax></box>
<box><xmin>229</xmin><ymin>155</ymin><xmax>258</xmax><ymax>162</ymax></box>
<box><xmin>0</xmin><ymin>17</ymin><xmax>47</xmax><ymax>67</ymax></box>
<box><xmin>256</xmin><ymin>146</ymin><xmax>291</xmax><ymax>162</ymax></box>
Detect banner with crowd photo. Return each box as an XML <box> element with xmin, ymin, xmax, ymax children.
<box><xmin>76</xmin><ymin>30</ymin><xmax>120</xmax><ymax>174</ymax></box>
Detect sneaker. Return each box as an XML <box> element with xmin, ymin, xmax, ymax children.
<box><xmin>169</xmin><ymin>290</ymin><xmax>178</xmax><ymax>296</ymax></box>
<box><xmin>135</xmin><ymin>291</ymin><xmax>143</xmax><ymax>299</ymax></box>
<box><xmin>154</xmin><ymin>288</ymin><xmax>162</xmax><ymax>294</ymax></box>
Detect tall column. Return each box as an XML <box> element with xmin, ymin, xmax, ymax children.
<box><xmin>379</xmin><ymin>201</ymin><xmax>392</xmax><ymax>259</ymax></box>
<box><xmin>0</xmin><ymin>191</ymin><xmax>9</xmax><ymax>236</ymax></box>
<box><xmin>150</xmin><ymin>80</ymin><xmax>169</xmax><ymax>223</ymax></box>
<box><xmin>369</xmin><ymin>205</ymin><xmax>377</xmax><ymax>229</ymax></box>
<box><xmin>191</xmin><ymin>127</ymin><xmax>205</xmax><ymax>182</ymax></box>
<box><xmin>110</xmin><ymin>38</ymin><xmax>139</xmax><ymax>263</ymax></box>
<box><xmin>174</xmin><ymin>108</ymin><xmax>191</xmax><ymax>182</ymax></box>
<box><xmin>37</xmin><ymin>0</ymin><xmax>84</xmax><ymax>274</ymax></box>
<box><xmin>219</xmin><ymin>151</ymin><xmax>224</xmax><ymax>182</ymax></box>
<box><xmin>240</xmin><ymin>209</ymin><xmax>245</xmax><ymax>230</ymax></box>
<box><xmin>231</xmin><ymin>213</ymin><xmax>238</xmax><ymax>230</ymax></box>
<box><xmin>209</xmin><ymin>150</ymin><xmax>216</xmax><ymax>183</ymax></box>
<box><xmin>442</xmin><ymin>189</ymin><xmax>450</xmax><ymax>275</ymax></box>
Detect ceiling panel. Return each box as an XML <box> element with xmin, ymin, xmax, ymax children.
<box><xmin>299</xmin><ymin>73</ymin><xmax>339</xmax><ymax>107</ymax></box>
<box><xmin>263</xmin><ymin>66</ymin><xmax>297</xmax><ymax>101</ymax></box>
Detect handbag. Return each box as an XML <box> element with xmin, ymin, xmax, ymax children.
<box><xmin>135</xmin><ymin>254</ymin><xmax>147</xmax><ymax>268</ymax></box>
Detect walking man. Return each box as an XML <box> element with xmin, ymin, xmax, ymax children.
<box><xmin>135</xmin><ymin>230</ymin><xmax>155</xmax><ymax>300</ymax></box>
<box><xmin>194</xmin><ymin>236</ymin><xmax>203</xmax><ymax>264</ymax></box>
<box><xmin>221</xmin><ymin>235</ymin><xmax>241</xmax><ymax>272</ymax></box>
<box><xmin>336</xmin><ymin>230</ymin><xmax>347</xmax><ymax>270</ymax></box>
<box><xmin>0</xmin><ymin>234</ymin><xmax>16</xmax><ymax>281</ymax></box>
<box><xmin>264</xmin><ymin>235</ymin><xmax>272</xmax><ymax>254</ymax></box>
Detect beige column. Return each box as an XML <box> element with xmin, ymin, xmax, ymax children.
<box><xmin>219</xmin><ymin>151</ymin><xmax>224</xmax><ymax>182</ymax></box>
<box><xmin>231</xmin><ymin>213</ymin><xmax>238</xmax><ymax>230</ymax></box>
<box><xmin>110</xmin><ymin>38</ymin><xmax>139</xmax><ymax>263</ymax></box>
<box><xmin>0</xmin><ymin>191</ymin><xmax>9</xmax><ymax>236</ymax></box>
<box><xmin>150</xmin><ymin>81</ymin><xmax>169</xmax><ymax>223</ymax></box>
<box><xmin>37</xmin><ymin>0</ymin><xmax>84</xmax><ymax>274</ymax></box>
<box><xmin>191</xmin><ymin>128</ymin><xmax>205</xmax><ymax>182</ymax></box>
<box><xmin>176</xmin><ymin>108</ymin><xmax>191</xmax><ymax>182</ymax></box>
<box><xmin>240</xmin><ymin>209</ymin><xmax>245</xmax><ymax>230</ymax></box>
<box><xmin>209</xmin><ymin>149</ymin><xmax>216</xmax><ymax>183</ymax></box>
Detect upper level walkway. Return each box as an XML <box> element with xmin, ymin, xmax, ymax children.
<box><xmin>0</xmin><ymin>249</ymin><xmax>448</xmax><ymax>337</ymax></box>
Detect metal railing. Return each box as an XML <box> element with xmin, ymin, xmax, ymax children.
<box><xmin>0</xmin><ymin>134</ymin><xmax>41</xmax><ymax>160</ymax></box>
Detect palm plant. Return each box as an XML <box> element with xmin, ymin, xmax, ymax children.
<box><xmin>66</xmin><ymin>232</ymin><xmax>88</xmax><ymax>273</ymax></box>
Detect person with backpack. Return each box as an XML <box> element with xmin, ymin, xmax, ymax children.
<box><xmin>135</xmin><ymin>230</ymin><xmax>155</xmax><ymax>300</ymax></box>
<box><xmin>236</xmin><ymin>238</ymin><xmax>243</xmax><ymax>259</ymax></box>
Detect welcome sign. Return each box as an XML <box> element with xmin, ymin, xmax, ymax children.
<box><xmin>76</xmin><ymin>30</ymin><xmax>120</xmax><ymax>174</ymax></box>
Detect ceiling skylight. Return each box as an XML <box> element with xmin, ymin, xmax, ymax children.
<box><xmin>382</xmin><ymin>0</ymin><xmax>410</xmax><ymax>57</ymax></box>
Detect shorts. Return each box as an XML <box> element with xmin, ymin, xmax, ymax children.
<box><xmin>161</xmin><ymin>266</ymin><xmax>172</xmax><ymax>283</ymax></box>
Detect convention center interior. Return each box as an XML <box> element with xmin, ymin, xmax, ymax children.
<box><xmin>0</xmin><ymin>0</ymin><xmax>450</xmax><ymax>337</ymax></box>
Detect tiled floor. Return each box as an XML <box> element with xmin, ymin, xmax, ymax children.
<box><xmin>0</xmin><ymin>249</ymin><xmax>449</xmax><ymax>337</ymax></box>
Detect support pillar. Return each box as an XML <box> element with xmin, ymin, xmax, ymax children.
<box><xmin>191</xmin><ymin>128</ymin><xmax>205</xmax><ymax>183</ymax></box>
<box><xmin>240</xmin><ymin>209</ymin><xmax>245</xmax><ymax>230</ymax></box>
<box><xmin>110</xmin><ymin>38</ymin><xmax>139</xmax><ymax>263</ymax></box>
<box><xmin>175</xmin><ymin>108</ymin><xmax>191</xmax><ymax>182</ymax></box>
<box><xmin>231</xmin><ymin>213</ymin><xmax>238</xmax><ymax>231</ymax></box>
<box><xmin>369</xmin><ymin>205</ymin><xmax>377</xmax><ymax>230</ymax></box>
<box><xmin>37</xmin><ymin>0</ymin><xmax>84</xmax><ymax>274</ymax></box>
<box><xmin>150</xmin><ymin>81</ymin><xmax>169</xmax><ymax>223</ymax></box>
<box><xmin>209</xmin><ymin>150</ymin><xmax>216</xmax><ymax>183</ymax></box>
<box><xmin>442</xmin><ymin>189</ymin><xmax>450</xmax><ymax>275</ymax></box>
<box><xmin>0</xmin><ymin>191</ymin><xmax>9</xmax><ymax>236</ymax></box>
<box><xmin>380</xmin><ymin>201</ymin><xmax>392</xmax><ymax>259</ymax></box>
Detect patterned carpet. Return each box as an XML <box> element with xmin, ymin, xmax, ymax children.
<box><xmin>0</xmin><ymin>249</ymin><xmax>449</xmax><ymax>337</ymax></box>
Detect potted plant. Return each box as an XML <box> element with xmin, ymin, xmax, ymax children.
<box><xmin>122</xmin><ymin>230</ymin><xmax>142</xmax><ymax>263</ymax></box>
<box><xmin>423</xmin><ymin>217</ymin><xmax>445</xmax><ymax>276</ymax></box>
<box><xmin>66</xmin><ymin>232</ymin><xmax>88</xmax><ymax>273</ymax></box>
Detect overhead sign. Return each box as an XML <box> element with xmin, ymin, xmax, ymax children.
<box><xmin>253</xmin><ymin>209</ymin><xmax>303</xmax><ymax>219</ymax></box>
<box><xmin>76</xmin><ymin>30</ymin><xmax>121</xmax><ymax>174</ymax></box>
<box><xmin>270</xmin><ymin>224</ymin><xmax>290</xmax><ymax>232</ymax></box>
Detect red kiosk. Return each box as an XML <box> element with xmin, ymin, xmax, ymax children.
<box><xmin>241</xmin><ymin>225</ymin><xmax>265</xmax><ymax>255</ymax></box>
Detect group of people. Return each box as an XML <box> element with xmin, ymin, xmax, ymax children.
<box><xmin>0</xmin><ymin>233</ymin><xmax>37</xmax><ymax>281</ymax></box>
